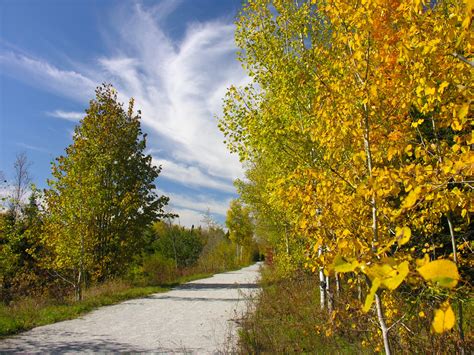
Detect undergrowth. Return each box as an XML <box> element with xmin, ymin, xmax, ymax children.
<box><xmin>238</xmin><ymin>265</ymin><xmax>473</xmax><ymax>354</ymax></box>
<box><xmin>0</xmin><ymin>269</ymin><xmax>220</xmax><ymax>337</ymax></box>
<box><xmin>238</xmin><ymin>266</ymin><xmax>367</xmax><ymax>354</ymax></box>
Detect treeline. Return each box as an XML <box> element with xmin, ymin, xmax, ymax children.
<box><xmin>220</xmin><ymin>0</ymin><xmax>472</xmax><ymax>353</ymax></box>
<box><xmin>0</xmin><ymin>84</ymin><xmax>257</xmax><ymax>310</ymax></box>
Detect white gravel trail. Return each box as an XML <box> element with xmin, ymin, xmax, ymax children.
<box><xmin>0</xmin><ymin>263</ymin><xmax>261</xmax><ymax>353</ymax></box>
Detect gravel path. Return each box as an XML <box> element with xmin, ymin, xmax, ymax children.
<box><xmin>0</xmin><ymin>263</ymin><xmax>261</xmax><ymax>353</ymax></box>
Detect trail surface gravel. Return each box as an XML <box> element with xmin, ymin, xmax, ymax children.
<box><xmin>0</xmin><ymin>263</ymin><xmax>261</xmax><ymax>353</ymax></box>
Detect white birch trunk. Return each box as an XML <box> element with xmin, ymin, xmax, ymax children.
<box><xmin>326</xmin><ymin>274</ymin><xmax>333</xmax><ymax>314</ymax></box>
<box><xmin>318</xmin><ymin>246</ymin><xmax>326</xmax><ymax>310</ymax></box>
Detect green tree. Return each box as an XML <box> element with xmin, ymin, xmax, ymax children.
<box><xmin>150</xmin><ymin>221</ymin><xmax>204</xmax><ymax>269</ymax></box>
<box><xmin>43</xmin><ymin>84</ymin><xmax>169</xmax><ymax>300</ymax></box>
<box><xmin>225</xmin><ymin>199</ymin><xmax>254</xmax><ymax>261</ymax></box>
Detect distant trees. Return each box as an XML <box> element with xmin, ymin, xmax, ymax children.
<box><xmin>0</xmin><ymin>154</ymin><xmax>45</xmax><ymax>302</ymax></box>
<box><xmin>150</xmin><ymin>221</ymin><xmax>204</xmax><ymax>269</ymax></box>
<box><xmin>42</xmin><ymin>84</ymin><xmax>170</xmax><ymax>300</ymax></box>
<box><xmin>226</xmin><ymin>199</ymin><xmax>254</xmax><ymax>261</ymax></box>
<box><xmin>9</xmin><ymin>153</ymin><xmax>32</xmax><ymax>220</ymax></box>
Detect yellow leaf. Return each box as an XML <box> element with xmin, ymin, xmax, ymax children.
<box><xmin>382</xmin><ymin>261</ymin><xmax>409</xmax><ymax>290</ymax></box>
<box><xmin>334</xmin><ymin>256</ymin><xmax>359</xmax><ymax>273</ymax></box>
<box><xmin>458</xmin><ymin>103</ymin><xmax>469</xmax><ymax>121</ymax></box>
<box><xmin>432</xmin><ymin>302</ymin><xmax>455</xmax><ymax>333</ymax></box>
<box><xmin>425</xmin><ymin>86</ymin><xmax>436</xmax><ymax>96</ymax></box>
<box><xmin>438</xmin><ymin>81</ymin><xmax>449</xmax><ymax>93</ymax></box>
<box><xmin>363</xmin><ymin>278</ymin><xmax>381</xmax><ymax>312</ymax></box>
<box><xmin>404</xmin><ymin>189</ymin><xmax>419</xmax><ymax>208</ymax></box>
<box><xmin>417</xmin><ymin>259</ymin><xmax>460</xmax><ymax>288</ymax></box>
<box><xmin>396</xmin><ymin>226</ymin><xmax>411</xmax><ymax>245</ymax></box>
<box><xmin>451</xmin><ymin>120</ymin><xmax>463</xmax><ymax>131</ymax></box>
<box><xmin>364</xmin><ymin>261</ymin><xmax>409</xmax><ymax>290</ymax></box>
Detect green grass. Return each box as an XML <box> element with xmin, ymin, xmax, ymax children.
<box><xmin>0</xmin><ymin>264</ymin><xmax>253</xmax><ymax>338</ymax></box>
<box><xmin>0</xmin><ymin>284</ymin><xmax>171</xmax><ymax>337</ymax></box>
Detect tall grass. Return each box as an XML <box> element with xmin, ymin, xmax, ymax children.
<box><xmin>237</xmin><ymin>264</ymin><xmax>473</xmax><ymax>353</ymax></box>
<box><xmin>238</xmin><ymin>266</ymin><xmax>366</xmax><ymax>354</ymax></box>
<box><xmin>0</xmin><ymin>255</ymin><xmax>254</xmax><ymax>338</ymax></box>
<box><xmin>0</xmin><ymin>280</ymin><xmax>170</xmax><ymax>337</ymax></box>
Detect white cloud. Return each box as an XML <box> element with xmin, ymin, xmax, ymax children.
<box><xmin>153</xmin><ymin>158</ymin><xmax>234</xmax><ymax>193</ymax></box>
<box><xmin>0</xmin><ymin>52</ymin><xmax>97</xmax><ymax>102</ymax></box>
<box><xmin>169</xmin><ymin>207</ymin><xmax>208</xmax><ymax>228</ymax></box>
<box><xmin>47</xmin><ymin>110</ymin><xmax>84</xmax><ymax>122</ymax></box>
<box><xmin>157</xmin><ymin>188</ymin><xmax>230</xmax><ymax>216</ymax></box>
<box><xmin>1</xmin><ymin>1</ymin><xmax>248</xmax><ymax>193</ymax></box>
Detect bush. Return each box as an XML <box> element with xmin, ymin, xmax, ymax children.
<box><xmin>238</xmin><ymin>266</ymin><xmax>363</xmax><ymax>354</ymax></box>
<box><xmin>197</xmin><ymin>240</ymin><xmax>238</xmax><ymax>273</ymax></box>
<box><xmin>141</xmin><ymin>253</ymin><xmax>177</xmax><ymax>285</ymax></box>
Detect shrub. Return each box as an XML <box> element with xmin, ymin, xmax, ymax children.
<box><xmin>141</xmin><ymin>253</ymin><xmax>176</xmax><ymax>285</ymax></box>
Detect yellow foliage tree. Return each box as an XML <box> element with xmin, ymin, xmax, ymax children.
<box><xmin>221</xmin><ymin>0</ymin><xmax>472</xmax><ymax>353</ymax></box>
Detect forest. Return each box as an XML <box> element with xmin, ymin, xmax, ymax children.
<box><xmin>219</xmin><ymin>0</ymin><xmax>472</xmax><ymax>353</ymax></box>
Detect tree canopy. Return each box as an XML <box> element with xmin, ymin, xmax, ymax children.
<box><xmin>43</xmin><ymin>84</ymin><xmax>170</xmax><ymax>298</ymax></box>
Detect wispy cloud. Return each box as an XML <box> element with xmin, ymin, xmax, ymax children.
<box><xmin>157</xmin><ymin>188</ymin><xmax>230</xmax><ymax>216</ymax></box>
<box><xmin>0</xmin><ymin>52</ymin><xmax>97</xmax><ymax>102</ymax></box>
<box><xmin>46</xmin><ymin>110</ymin><xmax>84</xmax><ymax>122</ymax></box>
<box><xmin>153</xmin><ymin>158</ymin><xmax>234</xmax><ymax>193</ymax></box>
<box><xmin>99</xmin><ymin>2</ymin><xmax>248</xmax><ymax>185</ymax></box>
<box><xmin>16</xmin><ymin>142</ymin><xmax>50</xmax><ymax>154</ymax></box>
<box><xmin>0</xmin><ymin>1</ymin><xmax>247</xmax><ymax>196</ymax></box>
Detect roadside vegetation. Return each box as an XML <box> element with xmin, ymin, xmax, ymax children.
<box><xmin>238</xmin><ymin>266</ymin><xmax>365</xmax><ymax>354</ymax></box>
<box><xmin>0</xmin><ymin>85</ymin><xmax>260</xmax><ymax>337</ymax></box>
<box><xmin>238</xmin><ymin>263</ymin><xmax>473</xmax><ymax>354</ymax></box>
<box><xmin>221</xmin><ymin>0</ymin><xmax>473</xmax><ymax>353</ymax></box>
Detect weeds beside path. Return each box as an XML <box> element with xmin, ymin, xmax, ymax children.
<box><xmin>0</xmin><ymin>263</ymin><xmax>261</xmax><ymax>353</ymax></box>
<box><xmin>0</xmin><ymin>272</ymin><xmax>214</xmax><ymax>338</ymax></box>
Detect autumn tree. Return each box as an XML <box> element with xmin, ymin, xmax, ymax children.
<box><xmin>226</xmin><ymin>199</ymin><xmax>254</xmax><ymax>261</ymax></box>
<box><xmin>43</xmin><ymin>84</ymin><xmax>170</xmax><ymax>300</ymax></box>
<box><xmin>221</xmin><ymin>0</ymin><xmax>472</xmax><ymax>353</ymax></box>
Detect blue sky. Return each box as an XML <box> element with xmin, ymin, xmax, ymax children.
<box><xmin>0</xmin><ymin>0</ymin><xmax>249</xmax><ymax>227</ymax></box>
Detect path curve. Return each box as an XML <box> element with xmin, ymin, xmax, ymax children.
<box><xmin>0</xmin><ymin>263</ymin><xmax>261</xmax><ymax>353</ymax></box>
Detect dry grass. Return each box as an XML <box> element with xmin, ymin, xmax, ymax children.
<box><xmin>237</xmin><ymin>265</ymin><xmax>473</xmax><ymax>354</ymax></box>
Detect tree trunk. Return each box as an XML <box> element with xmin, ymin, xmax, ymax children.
<box><xmin>75</xmin><ymin>270</ymin><xmax>83</xmax><ymax>302</ymax></box>
<box><xmin>375</xmin><ymin>292</ymin><xmax>391</xmax><ymax>355</ymax></box>
<box><xmin>447</xmin><ymin>215</ymin><xmax>465</xmax><ymax>353</ymax></box>
<box><xmin>326</xmin><ymin>274</ymin><xmax>333</xmax><ymax>314</ymax></box>
<box><xmin>318</xmin><ymin>246</ymin><xmax>326</xmax><ymax>310</ymax></box>
<box><xmin>363</xmin><ymin>99</ymin><xmax>391</xmax><ymax>354</ymax></box>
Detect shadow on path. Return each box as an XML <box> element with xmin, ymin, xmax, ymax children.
<box><xmin>175</xmin><ymin>282</ymin><xmax>259</xmax><ymax>291</ymax></box>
